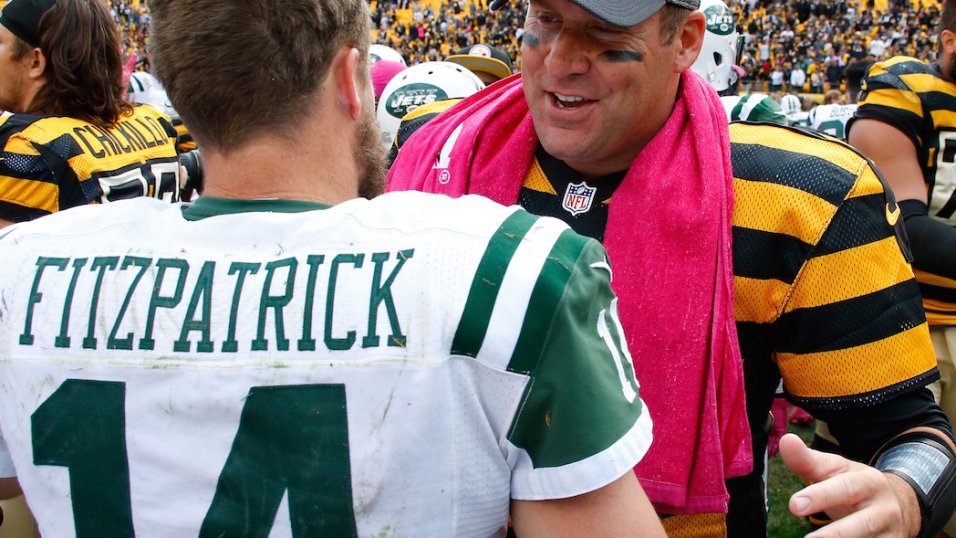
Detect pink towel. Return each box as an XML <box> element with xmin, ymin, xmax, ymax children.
<box><xmin>388</xmin><ymin>71</ymin><xmax>752</xmax><ymax>515</ymax></box>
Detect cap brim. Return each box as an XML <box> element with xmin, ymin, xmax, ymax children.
<box><xmin>445</xmin><ymin>55</ymin><xmax>512</xmax><ymax>81</ymax></box>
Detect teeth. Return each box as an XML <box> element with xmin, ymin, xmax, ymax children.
<box><xmin>554</xmin><ymin>93</ymin><xmax>585</xmax><ymax>103</ymax></box>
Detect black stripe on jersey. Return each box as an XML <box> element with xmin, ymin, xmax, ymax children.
<box><xmin>814</xmin><ymin>193</ymin><xmax>895</xmax><ymax>256</ymax></box>
<box><xmin>0</xmin><ymin>199</ymin><xmax>49</xmax><ymax>221</ymax></box>
<box><xmin>31</xmin><ymin>140</ymin><xmax>87</xmax><ymax>208</ymax></box>
<box><xmin>0</xmin><ymin>150</ymin><xmax>53</xmax><ymax>182</ymax></box>
<box><xmin>787</xmin><ymin>369</ymin><xmax>939</xmax><ymax>411</ymax></box>
<box><xmin>730</xmin><ymin>142</ymin><xmax>856</xmax><ymax>206</ymax></box>
<box><xmin>917</xmin><ymin>282</ymin><xmax>956</xmax><ymax>306</ymax></box>
<box><xmin>921</xmin><ymin>88</ymin><xmax>956</xmax><ymax>112</ymax></box>
<box><xmin>732</xmin><ymin>226</ymin><xmax>811</xmax><ymax>282</ymax></box>
<box><xmin>774</xmin><ymin>279</ymin><xmax>926</xmax><ymax>355</ymax></box>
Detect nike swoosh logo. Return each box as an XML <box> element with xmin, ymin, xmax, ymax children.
<box><xmin>886</xmin><ymin>203</ymin><xmax>901</xmax><ymax>226</ymax></box>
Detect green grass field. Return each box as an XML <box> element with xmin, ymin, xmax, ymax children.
<box><xmin>767</xmin><ymin>421</ymin><xmax>815</xmax><ymax>537</ymax></box>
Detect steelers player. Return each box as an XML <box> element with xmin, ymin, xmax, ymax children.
<box><xmin>849</xmin><ymin>2</ymin><xmax>956</xmax><ymax>535</ymax></box>
<box><xmin>387</xmin><ymin>0</ymin><xmax>956</xmax><ymax>535</ymax></box>
<box><xmin>0</xmin><ymin>0</ymin><xmax>180</xmax><ymax>228</ymax></box>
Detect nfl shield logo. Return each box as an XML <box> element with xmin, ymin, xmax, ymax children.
<box><xmin>563</xmin><ymin>181</ymin><xmax>596</xmax><ymax>216</ymax></box>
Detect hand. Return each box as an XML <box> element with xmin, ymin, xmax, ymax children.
<box><xmin>779</xmin><ymin>433</ymin><xmax>921</xmax><ymax>537</ymax></box>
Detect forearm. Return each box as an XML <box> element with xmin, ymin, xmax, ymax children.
<box><xmin>900</xmin><ymin>199</ymin><xmax>956</xmax><ymax>280</ymax></box>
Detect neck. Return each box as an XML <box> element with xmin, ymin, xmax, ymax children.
<box><xmin>200</xmin><ymin>103</ymin><xmax>362</xmax><ymax>205</ymax></box>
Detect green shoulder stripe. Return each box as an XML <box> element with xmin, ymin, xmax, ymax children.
<box><xmin>451</xmin><ymin>209</ymin><xmax>539</xmax><ymax>357</ymax></box>
<box><xmin>506</xmin><ymin>237</ymin><xmax>643</xmax><ymax>468</ymax></box>
<box><xmin>507</xmin><ymin>228</ymin><xmax>590</xmax><ymax>374</ymax></box>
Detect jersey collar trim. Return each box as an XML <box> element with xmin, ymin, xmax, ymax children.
<box><xmin>182</xmin><ymin>197</ymin><xmax>331</xmax><ymax>221</ymax></box>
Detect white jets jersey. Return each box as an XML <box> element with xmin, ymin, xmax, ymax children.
<box><xmin>808</xmin><ymin>103</ymin><xmax>858</xmax><ymax>139</ymax></box>
<box><xmin>0</xmin><ymin>192</ymin><xmax>652</xmax><ymax>537</ymax></box>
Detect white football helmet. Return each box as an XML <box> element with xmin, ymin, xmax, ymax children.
<box><xmin>692</xmin><ymin>0</ymin><xmax>738</xmax><ymax>92</ymax></box>
<box><xmin>369</xmin><ymin>44</ymin><xmax>407</xmax><ymax>66</ymax></box>
<box><xmin>376</xmin><ymin>61</ymin><xmax>485</xmax><ymax>151</ymax></box>
<box><xmin>127</xmin><ymin>71</ymin><xmax>177</xmax><ymax>117</ymax></box>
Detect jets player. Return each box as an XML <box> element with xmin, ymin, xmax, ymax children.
<box><xmin>0</xmin><ymin>0</ymin><xmax>181</xmax><ymax>228</ymax></box>
<box><xmin>0</xmin><ymin>0</ymin><xmax>666</xmax><ymax>536</ymax></box>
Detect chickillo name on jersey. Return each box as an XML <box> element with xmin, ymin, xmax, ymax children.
<box><xmin>16</xmin><ymin>249</ymin><xmax>414</xmax><ymax>354</ymax></box>
<box><xmin>72</xmin><ymin>115</ymin><xmax>172</xmax><ymax>158</ymax></box>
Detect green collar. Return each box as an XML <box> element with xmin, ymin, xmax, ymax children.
<box><xmin>182</xmin><ymin>197</ymin><xmax>331</xmax><ymax>221</ymax></box>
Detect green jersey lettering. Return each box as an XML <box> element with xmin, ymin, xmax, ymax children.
<box><xmin>20</xmin><ymin>257</ymin><xmax>70</xmax><ymax>346</ymax></box>
<box><xmin>55</xmin><ymin>258</ymin><xmax>88</xmax><ymax>348</ymax></box>
<box><xmin>297</xmin><ymin>255</ymin><xmax>326</xmax><ymax>352</ymax></box>
<box><xmin>107</xmin><ymin>257</ymin><xmax>152</xmax><ymax>350</ymax></box>
<box><xmin>84</xmin><ymin>257</ymin><xmax>120</xmax><ymax>349</ymax></box>
<box><xmin>174</xmin><ymin>260</ymin><xmax>216</xmax><ymax>353</ymax></box>
<box><xmin>324</xmin><ymin>254</ymin><xmax>364</xmax><ymax>351</ymax></box>
<box><xmin>362</xmin><ymin>249</ymin><xmax>414</xmax><ymax>348</ymax></box>
<box><xmin>223</xmin><ymin>262</ymin><xmax>261</xmax><ymax>353</ymax></box>
<box><xmin>252</xmin><ymin>257</ymin><xmax>298</xmax><ymax>352</ymax></box>
<box><xmin>139</xmin><ymin>258</ymin><xmax>189</xmax><ymax>350</ymax></box>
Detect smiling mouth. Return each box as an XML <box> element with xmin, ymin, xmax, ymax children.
<box><xmin>551</xmin><ymin>92</ymin><xmax>594</xmax><ymax>109</ymax></box>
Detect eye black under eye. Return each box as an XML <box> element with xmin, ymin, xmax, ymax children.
<box><xmin>602</xmin><ymin>50</ymin><xmax>643</xmax><ymax>62</ymax></box>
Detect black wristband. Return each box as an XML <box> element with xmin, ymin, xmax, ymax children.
<box><xmin>874</xmin><ymin>432</ymin><xmax>956</xmax><ymax>538</ymax></box>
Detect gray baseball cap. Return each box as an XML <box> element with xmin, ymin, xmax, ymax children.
<box><xmin>490</xmin><ymin>0</ymin><xmax>700</xmax><ymax>28</ymax></box>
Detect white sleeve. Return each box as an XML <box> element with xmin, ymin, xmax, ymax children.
<box><xmin>0</xmin><ymin>422</ymin><xmax>16</xmax><ymax>477</ymax></box>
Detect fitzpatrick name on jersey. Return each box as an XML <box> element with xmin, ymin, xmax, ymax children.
<box><xmin>17</xmin><ymin>249</ymin><xmax>413</xmax><ymax>355</ymax></box>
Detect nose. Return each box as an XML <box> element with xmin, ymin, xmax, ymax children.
<box><xmin>544</xmin><ymin>29</ymin><xmax>591</xmax><ymax>78</ymax></box>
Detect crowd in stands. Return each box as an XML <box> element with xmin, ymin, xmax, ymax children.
<box><xmin>84</xmin><ymin>0</ymin><xmax>945</xmax><ymax>99</ymax></box>
<box><xmin>370</xmin><ymin>0</ymin><xmax>943</xmax><ymax>96</ymax></box>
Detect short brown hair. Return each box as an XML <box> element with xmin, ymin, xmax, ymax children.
<box><xmin>659</xmin><ymin>5</ymin><xmax>691</xmax><ymax>45</ymax></box>
<box><xmin>941</xmin><ymin>0</ymin><xmax>956</xmax><ymax>35</ymax></box>
<box><xmin>150</xmin><ymin>0</ymin><xmax>372</xmax><ymax>153</ymax></box>
<box><xmin>29</xmin><ymin>0</ymin><xmax>131</xmax><ymax>127</ymax></box>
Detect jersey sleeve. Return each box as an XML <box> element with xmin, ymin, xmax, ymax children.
<box><xmin>0</xmin><ymin>422</ymin><xmax>14</xmax><ymax>478</ymax></box>
<box><xmin>775</xmin><ymin>146</ymin><xmax>939</xmax><ymax>413</ymax></box>
<box><xmin>502</xmin><ymin>229</ymin><xmax>652</xmax><ymax>500</ymax></box>
<box><xmin>852</xmin><ymin>58</ymin><xmax>926</xmax><ymax>149</ymax></box>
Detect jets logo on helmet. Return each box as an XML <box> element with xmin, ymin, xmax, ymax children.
<box><xmin>691</xmin><ymin>0</ymin><xmax>739</xmax><ymax>92</ymax></box>
<box><xmin>376</xmin><ymin>61</ymin><xmax>485</xmax><ymax>151</ymax></box>
<box><xmin>385</xmin><ymin>84</ymin><xmax>448</xmax><ymax>120</ymax></box>
<box><xmin>703</xmin><ymin>4</ymin><xmax>734</xmax><ymax>36</ymax></box>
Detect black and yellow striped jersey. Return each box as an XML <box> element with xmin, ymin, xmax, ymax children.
<box><xmin>729</xmin><ymin>122</ymin><xmax>935</xmax><ymax>414</ymax></box>
<box><xmin>0</xmin><ymin>104</ymin><xmax>180</xmax><ymax>223</ymax></box>
<box><xmin>853</xmin><ymin>57</ymin><xmax>956</xmax><ymax>326</ymax></box>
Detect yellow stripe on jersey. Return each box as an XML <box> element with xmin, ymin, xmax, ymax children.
<box><xmin>857</xmin><ymin>89</ymin><xmax>923</xmax><ymax>119</ymax></box>
<box><xmin>729</xmin><ymin>122</ymin><xmax>868</xmax><ymax>176</ymax></box>
<box><xmin>523</xmin><ymin>158</ymin><xmax>557</xmax><ymax>195</ymax></box>
<box><xmin>0</xmin><ymin>174</ymin><xmax>59</xmax><ymax>213</ymax></box>
<box><xmin>733</xmin><ymin>276</ymin><xmax>790</xmax><ymax>324</ymax></box>
<box><xmin>778</xmin><ymin>325</ymin><xmax>935</xmax><ymax>398</ymax></box>
<box><xmin>660</xmin><ymin>512</ymin><xmax>726</xmax><ymax>538</ymax></box>
<box><xmin>787</xmin><ymin>237</ymin><xmax>919</xmax><ymax>311</ymax></box>
<box><xmin>914</xmin><ymin>269</ymin><xmax>956</xmax><ymax>289</ymax></box>
<box><xmin>847</xmin><ymin>166</ymin><xmax>889</xmax><ymax>198</ymax></box>
<box><xmin>733</xmin><ymin>178</ymin><xmax>834</xmax><ymax>246</ymax></box>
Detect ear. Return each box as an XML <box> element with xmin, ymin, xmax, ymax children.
<box><xmin>27</xmin><ymin>47</ymin><xmax>46</xmax><ymax>80</ymax></box>
<box><xmin>674</xmin><ymin>10</ymin><xmax>705</xmax><ymax>73</ymax></box>
<box><xmin>941</xmin><ymin>29</ymin><xmax>956</xmax><ymax>58</ymax></box>
<box><xmin>334</xmin><ymin>46</ymin><xmax>367</xmax><ymax>120</ymax></box>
